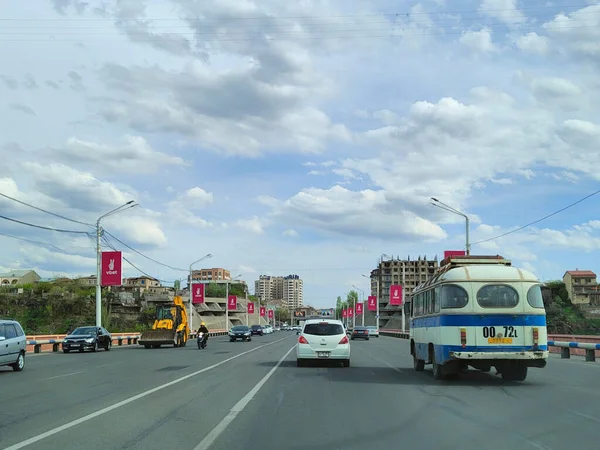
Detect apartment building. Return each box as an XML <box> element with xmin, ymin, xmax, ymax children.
<box><xmin>563</xmin><ymin>270</ymin><xmax>599</xmax><ymax>305</ymax></box>
<box><xmin>254</xmin><ymin>274</ymin><xmax>304</xmax><ymax>309</ymax></box>
<box><xmin>188</xmin><ymin>268</ymin><xmax>231</xmax><ymax>284</ymax></box>
<box><xmin>367</xmin><ymin>255</ymin><xmax>439</xmax><ymax>327</ymax></box>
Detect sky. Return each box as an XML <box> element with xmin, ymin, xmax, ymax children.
<box><xmin>1</xmin><ymin>0</ymin><xmax>600</xmax><ymax>308</ymax></box>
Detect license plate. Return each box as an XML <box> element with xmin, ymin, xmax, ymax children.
<box><xmin>488</xmin><ymin>337</ymin><xmax>512</xmax><ymax>344</ymax></box>
<box><xmin>317</xmin><ymin>352</ymin><xmax>330</xmax><ymax>358</ymax></box>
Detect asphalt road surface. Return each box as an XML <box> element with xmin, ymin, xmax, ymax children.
<box><xmin>1</xmin><ymin>333</ymin><xmax>599</xmax><ymax>450</ymax></box>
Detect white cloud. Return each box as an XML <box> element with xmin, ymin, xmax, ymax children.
<box><xmin>236</xmin><ymin>216</ymin><xmax>267</xmax><ymax>234</ymax></box>
<box><xmin>51</xmin><ymin>136</ymin><xmax>188</xmax><ymax>174</ymax></box>
<box><xmin>3</xmin><ymin>1</ymin><xmax>600</xmax><ymax>306</ymax></box>
<box><xmin>515</xmin><ymin>32</ymin><xmax>550</xmax><ymax>55</ymax></box>
<box><xmin>459</xmin><ymin>28</ymin><xmax>497</xmax><ymax>53</ymax></box>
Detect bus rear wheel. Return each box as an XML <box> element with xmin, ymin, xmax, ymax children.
<box><xmin>501</xmin><ymin>363</ymin><xmax>528</xmax><ymax>382</ymax></box>
<box><xmin>432</xmin><ymin>354</ymin><xmax>444</xmax><ymax>380</ymax></box>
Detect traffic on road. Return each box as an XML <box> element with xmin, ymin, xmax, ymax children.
<box><xmin>2</xmin><ymin>322</ymin><xmax>600</xmax><ymax>450</ymax></box>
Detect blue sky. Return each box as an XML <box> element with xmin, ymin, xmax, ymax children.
<box><xmin>2</xmin><ymin>0</ymin><xmax>600</xmax><ymax>307</ymax></box>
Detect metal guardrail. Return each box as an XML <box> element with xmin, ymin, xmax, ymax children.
<box><xmin>27</xmin><ymin>330</ymin><xmax>230</xmax><ymax>354</ymax></box>
<box><xmin>547</xmin><ymin>341</ymin><xmax>599</xmax><ymax>362</ymax></box>
<box><xmin>378</xmin><ymin>329</ymin><xmax>600</xmax><ymax>362</ymax></box>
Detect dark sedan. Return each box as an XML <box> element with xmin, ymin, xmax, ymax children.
<box><xmin>62</xmin><ymin>326</ymin><xmax>112</xmax><ymax>353</ymax></box>
<box><xmin>350</xmin><ymin>326</ymin><xmax>370</xmax><ymax>340</ymax></box>
<box><xmin>229</xmin><ymin>325</ymin><xmax>252</xmax><ymax>342</ymax></box>
<box><xmin>250</xmin><ymin>325</ymin><xmax>263</xmax><ymax>336</ymax></box>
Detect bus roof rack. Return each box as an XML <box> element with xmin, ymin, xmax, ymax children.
<box><xmin>440</xmin><ymin>254</ymin><xmax>512</xmax><ymax>267</ymax></box>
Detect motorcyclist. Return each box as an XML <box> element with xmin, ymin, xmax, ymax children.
<box><xmin>197</xmin><ymin>322</ymin><xmax>209</xmax><ymax>346</ymax></box>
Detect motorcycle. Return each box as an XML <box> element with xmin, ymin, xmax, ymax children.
<box><xmin>197</xmin><ymin>332</ymin><xmax>207</xmax><ymax>349</ymax></box>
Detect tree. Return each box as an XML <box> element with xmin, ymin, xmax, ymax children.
<box><xmin>335</xmin><ymin>295</ymin><xmax>343</xmax><ymax>317</ymax></box>
<box><xmin>346</xmin><ymin>290</ymin><xmax>359</xmax><ymax>308</ymax></box>
<box><xmin>276</xmin><ymin>308</ymin><xmax>290</xmax><ymax>322</ymax></box>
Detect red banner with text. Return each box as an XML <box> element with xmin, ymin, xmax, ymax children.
<box><xmin>191</xmin><ymin>283</ymin><xmax>205</xmax><ymax>304</ymax></box>
<box><xmin>227</xmin><ymin>295</ymin><xmax>237</xmax><ymax>311</ymax></box>
<box><xmin>101</xmin><ymin>251</ymin><xmax>122</xmax><ymax>286</ymax></box>
<box><xmin>389</xmin><ymin>285</ymin><xmax>403</xmax><ymax>306</ymax></box>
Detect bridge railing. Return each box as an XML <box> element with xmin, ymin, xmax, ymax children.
<box><xmin>379</xmin><ymin>329</ymin><xmax>600</xmax><ymax>362</ymax></box>
<box><xmin>27</xmin><ymin>329</ymin><xmax>229</xmax><ymax>354</ymax></box>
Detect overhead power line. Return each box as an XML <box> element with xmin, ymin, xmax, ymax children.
<box><xmin>0</xmin><ymin>214</ymin><xmax>91</xmax><ymax>234</ymax></box>
<box><xmin>100</xmin><ymin>236</ymin><xmax>177</xmax><ymax>283</ymax></box>
<box><xmin>0</xmin><ymin>231</ymin><xmax>69</xmax><ymax>253</ymax></box>
<box><xmin>0</xmin><ymin>3</ymin><xmax>590</xmax><ymax>21</ymax></box>
<box><xmin>472</xmin><ymin>187</ymin><xmax>600</xmax><ymax>245</ymax></box>
<box><xmin>0</xmin><ymin>192</ymin><xmax>94</xmax><ymax>227</ymax></box>
<box><xmin>103</xmin><ymin>230</ymin><xmax>187</xmax><ymax>272</ymax></box>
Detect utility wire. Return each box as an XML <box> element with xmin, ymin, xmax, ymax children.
<box><xmin>100</xmin><ymin>235</ymin><xmax>177</xmax><ymax>283</ymax></box>
<box><xmin>472</xmin><ymin>187</ymin><xmax>600</xmax><ymax>245</ymax></box>
<box><xmin>0</xmin><ymin>192</ymin><xmax>94</xmax><ymax>227</ymax></box>
<box><xmin>0</xmin><ymin>214</ymin><xmax>91</xmax><ymax>234</ymax></box>
<box><xmin>103</xmin><ymin>230</ymin><xmax>187</xmax><ymax>272</ymax></box>
<box><xmin>0</xmin><ymin>231</ymin><xmax>69</xmax><ymax>253</ymax></box>
<box><xmin>0</xmin><ymin>3</ymin><xmax>590</xmax><ymax>21</ymax></box>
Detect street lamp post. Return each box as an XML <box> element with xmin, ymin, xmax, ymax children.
<box><xmin>225</xmin><ymin>274</ymin><xmax>243</xmax><ymax>330</ymax></box>
<box><xmin>188</xmin><ymin>254</ymin><xmax>213</xmax><ymax>334</ymax></box>
<box><xmin>352</xmin><ymin>285</ymin><xmax>365</xmax><ymax>327</ymax></box>
<box><xmin>96</xmin><ymin>201</ymin><xmax>137</xmax><ymax>328</ymax></box>
<box><xmin>362</xmin><ymin>273</ymin><xmax>379</xmax><ymax>330</ymax></box>
<box><xmin>431</xmin><ymin>197</ymin><xmax>471</xmax><ymax>255</ymax></box>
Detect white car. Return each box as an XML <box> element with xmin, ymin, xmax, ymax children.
<box><xmin>366</xmin><ymin>326</ymin><xmax>379</xmax><ymax>338</ymax></box>
<box><xmin>262</xmin><ymin>324</ymin><xmax>273</xmax><ymax>334</ymax></box>
<box><xmin>296</xmin><ymin>319</ymin><xmax>350</xmax><ymax>367</ymax></box>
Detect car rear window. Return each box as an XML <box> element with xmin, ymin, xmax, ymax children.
<box><xmin>303</xmin><ymin>323</ymin><xmax>344</xmax><ymax>336</ymax></box>
<box><xmin>232</xmin><ymin>326</ymin><xmax>249</xmax><ymax>331</ymax></box>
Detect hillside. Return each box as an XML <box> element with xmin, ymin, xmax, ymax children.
<box><xmin>544</xmin><ymin>281</ymin><xmax>600</xmax><ymax>335</ymax></box>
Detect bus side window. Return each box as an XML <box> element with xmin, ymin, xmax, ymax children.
<box><xmin>441</xmin><ymin>284</ymin><xmax>469</xmax><ymax>309</ymax></box>
<box><xmin>433</xmin><ymin>287</ymin><xmax>440</xmax><ymax>313</ymax></box>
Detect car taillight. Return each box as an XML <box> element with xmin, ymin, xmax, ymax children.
<box><xmin>298</xmin><ymin>335</ymin><xmax>309</xmax><ymax>344</ymax></box>
<box><xmin>460</xmin><ymin>328</ymin><xmax>467</xmax><ymax>348</ymax></box>
<box><xmin>339</xmin><ymin>335</ymin><xmax>349</xmax><ymax>344</ymax></box>
<box><xmin>532</xmin><ymin>327</ymin><xmax>539</xmax><ymax>346</ymax></box>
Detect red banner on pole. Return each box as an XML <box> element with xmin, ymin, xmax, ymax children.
<box><xmin>367</xmin><ymin>296</ymin><xmax>377</xmax><ymax>311</ymax></box>
<box><xmin>101</xmin><ymin>251</ymin><xmax>122</xmax><ymax>286</ymax></box>
<box><xmin>191</xmin><ymin>283</ymin><xmax>205</xmax><ymax>304</ymax></box>
<box><xmin>260</xmin><ymin>306</ymin><xmax>266</xmax><ymax>317</ymax></box>
<box><xmin>268</xmin><ymin>309</ymin><xmax>274</xmax><ymax>319</ymax></box>
<box><xmin>348</xmin><ymin>307</ymin><xmax>354</xmax><ymax>318</ymax></box>
<box><xmin>227</xmin><ymin>295</ymin><xmax>237</xmax><ymax>311</ymax></box>
<box><xmin>355</xmin><ymin>302</ymin><xmax>363</xmax><ymax>315</ymax></box>
<box><xmin>389</xmin><ymin>285</ymin><xmax>403</xmax><ymax>306</ymax></box>
<box><xmin>342</xmin><ymin>309</ymin><xmax>348</xmax><ymax>318</ymax></box>
<box><xmin>247</xmin><ymin>302</ymin><xmax>255</xmax><ymax>314</ymax></box>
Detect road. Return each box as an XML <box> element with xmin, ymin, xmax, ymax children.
<box><xmin>1</xmin><ymin>333</ymin><xmax>599</xmax><ymax>450</ymax></box>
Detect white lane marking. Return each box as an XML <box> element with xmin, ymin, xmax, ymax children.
<box><xmin>3</xmin><ymin>335</ymin><xmax>292</xmax><ymax>450</ymax></box>
<box><xmin>568</xmin><ymin>410</ymin><xmax>600</xmax><ymax>423</ymax></box>
<box><xmin>355</xmin><ymin>345</ymin><xmax>405</xmax><ymax>374</ymax></box>
<box><xmin>193</xmin><ymin>345</ymin><xmax>295</xmax><ymax>450</ymax></box>
<box><xmin>44</xmin><ymin>371</ymin><xmax>83</xmax><ymax>380</ymax></box>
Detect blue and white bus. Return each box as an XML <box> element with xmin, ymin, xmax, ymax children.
<box><xmin>409</xmin><ymin>255</ymin><xmax>548</xmax><ymax>381</ymax></box>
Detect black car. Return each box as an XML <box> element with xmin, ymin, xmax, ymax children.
<box><xmin>229</xmin><ymin>325</ymin><xmax>252</xmax><ymax>342</ymax></box>
<box><xmin>250</xmin><ymin>325</ymin><xmax>263</xmax><ymax>336</ymax></box>
<box><xmin>350</xmin><ymin>326</ymin><xmax>370</xmax><ymax>340</ymax></box>
<box><xmin>62</xmin><ymin>326</ymin><xmax>112</xmax><ymax>353</ymax></box>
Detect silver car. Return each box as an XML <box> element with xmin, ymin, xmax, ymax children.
<box><xmin>0</xmin><ymin>319</ymin><xmax>27</xmax><ymax>372</ymax></box>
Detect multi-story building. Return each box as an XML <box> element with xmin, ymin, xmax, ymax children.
<box><xmin>254</xmin><ymin>274</ymin><xmax>304</xmax><ymax>309</ymax></box>
<box><xmin>367</xmin><ymin>255</ymin><xmax>439</xmax><ymax>328</ymax></box>
<box><xmin>123</xmin><ymin>276</ymin><xmax>162</xmax><ymax>293</ymax></box>
<box><xmin>188</xmin><ymin>268</ymin><xmax>231</xmax><ymax>284</ymax></box>
<box><xmin>284</xmin><ymin>274</ymin><xmax>303</xmax><ymax>309</ymax></box>
<box><xmin>563</xmin><ymin>270</ymin><xmax>599</xmax><ymax>305</ymax></box>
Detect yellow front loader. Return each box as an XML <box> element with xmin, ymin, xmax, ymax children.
<box><xmin>139</xmin><ymin>296</ymin><xmax>189</xmax><ymax>348</ymax></box>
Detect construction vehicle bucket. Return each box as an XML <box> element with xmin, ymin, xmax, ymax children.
<box><xmin>139</xmin><ymin>329</ymin><xmax>177</xmax><ymax>347</ymax></box>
